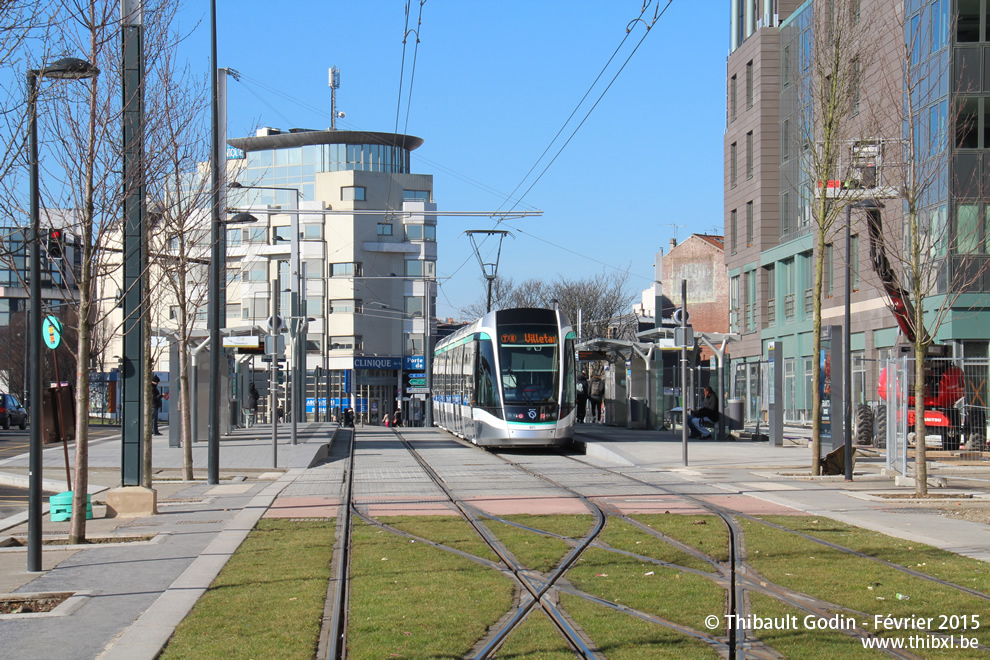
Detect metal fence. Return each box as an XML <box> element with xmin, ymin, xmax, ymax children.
<box><xmin>881</xmin><ymin>356</ymin><xmax>990</xmax><ymax>486</ymax></box>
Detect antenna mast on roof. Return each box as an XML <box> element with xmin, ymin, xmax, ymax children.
<box><xmin>329</xmin><ymin>66</ymin><xmax>344</xmax><ymax>129</ymax></box>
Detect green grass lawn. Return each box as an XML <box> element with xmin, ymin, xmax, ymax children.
<box><xmin>161</xmin><ymin>519</ymin><xmax>334</xmax><ymax>660</ymax></box>
<box><xmin>346</xmin><ymin>518</ymin><xmax>513</xmax><ymax>658</ymax></box>
<box><xmin>744</xmin><ymin>516</ymin><xmax>989</xmax><ymax>653</ymax></box>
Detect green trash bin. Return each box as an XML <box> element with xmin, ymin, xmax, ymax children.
<box><xmin>50</xmin><ymin>491</ymin><xmax>93</xmax><ymax>522</ymax></box>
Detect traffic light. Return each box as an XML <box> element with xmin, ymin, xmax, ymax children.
<box><xmin>47</xmin><ymin>229</ymin><xmax>63</xmax><ymax>259</ymax></box>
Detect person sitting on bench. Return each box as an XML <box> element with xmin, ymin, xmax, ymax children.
<box><xmin>688</xmin><ymin>386</ymin><xmax>719</xmax><ymax>439</ymax></box>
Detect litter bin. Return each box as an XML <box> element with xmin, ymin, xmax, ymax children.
<box><xmin>726</xmin><ymin>398</ymin><xmax>744</xmax><ymax>431</ymax></box>
<box><xmin>629</xmin><ymin>397</ymin><xmax>646</xmax><ymax>430</ymax></box>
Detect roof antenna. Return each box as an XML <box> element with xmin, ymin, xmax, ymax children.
<box><xmin>329</xmin><ymin>66</ymin><xmax>344</xmax><ymax>129</ymax></box>
<box><xmin>465</xmin><ymin>229</ymin><xmax>513</xmax><ymax>313</ymax></box>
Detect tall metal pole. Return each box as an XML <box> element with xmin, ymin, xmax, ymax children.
<box><xmin>681</xmin><ymin>279</ymin><xmax>689</xmax><ymax>467</ymax></box>
<box><xmin>27</xmin><ymin>70</ymin><xmax>41</xmax><ymax>572</ymax></box>
<box><xmin>844</xmin><ymin>205</ymin><xmax>854</xmax><ymax>480</ymax></box>
<box><xmin>290</xmin><ymin>200</ymin><xmax>300</xmax><ymax>444</ymax></box>
<box><xmin>424</xmin><ymin>277</ymin><xmax>433</xmax><ymax>427</ymax></box>
<box><xmin>121</xmin><ymin>2</ymin><xmax>146</xmax><ymax>487</ymax></box>
<box><xmin>207</xmin><ymin>0</ymin><xmax>221</xmax><ymax>484</ymax></box>
<box><xmin>271</xmin><ymin>278</ymin><xmax>279</xmax><ymax>467</ymax></box>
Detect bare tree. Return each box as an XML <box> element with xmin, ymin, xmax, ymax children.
<box><xmin>788</xmin><ymin>0</ymin><xmax>877</xmax><ymax>474</ymax></box>
<box><xmin>145</xmin><ymin>55</ymin><xmax>211</xmax><ymax>480</ymax></box>
<box><xmin>42</xmin><ymin>0</ymin><xmax>192</xmax><ymax>541</ymax></box>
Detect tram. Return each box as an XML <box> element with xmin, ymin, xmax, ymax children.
<box><xmin>432</xmin><ymin>307</ymin><xmax>576</xmax><ymax>447</ymax></box>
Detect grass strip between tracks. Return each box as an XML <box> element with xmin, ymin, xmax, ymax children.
<box><xmin>744</xmin><ymin>515</ymin><xmax>989</xmax><ymax>653</ymax></box>
<box><xmin>161</xmin><ymin>519</ymin><xmax>334</xmax><ymax>660</ymax></box>
<box><xmin>347</xmin><ymin>517</ymin><xmax>513</xmax><ymax>658</ymax></box>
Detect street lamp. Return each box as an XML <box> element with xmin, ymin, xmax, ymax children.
<box><xmin>844</xmin><ymin>198</ymin><xmax>883</xmax><ymax>481</ymax></box>
<box><xmin>27</xmin><ymin>56</ymin><xmax>99</xmax><ymax>573</ymax></box>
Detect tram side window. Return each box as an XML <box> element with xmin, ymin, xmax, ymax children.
<box><xmin>475</xmin><ymin>337</ymin><xmax>500</xmax><ymax>413</ymax></box>
<box><xmin>561</xmin><ymin>337</ymin><xmax>576</xmax><ymax>415</ymax></box>
<box><xmin>464</xmin><ymin>340</ymin><xmax>477</xmax><ymax>406</ymax></box>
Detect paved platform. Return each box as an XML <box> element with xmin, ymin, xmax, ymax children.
<box><xmin>0</xmin><ymin>421</ymin><xmax>986</xmax><ymax>659</ymax></box>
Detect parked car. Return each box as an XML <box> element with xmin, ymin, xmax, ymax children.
<box><xmin>0</xmin><ymin>393</ymin><xmax>27</xmax><ymax>430</ymax></box>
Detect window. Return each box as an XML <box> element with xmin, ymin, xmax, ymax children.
<box><xmin>745</xmin><ymin>270</ymin><xmax>757</xmax><ymax>331</ymax></box>
<box><xmin>729</xmin><ymin>75</ymin><xmax>737</xmax><ymax>121</ymax></box>
<box><xmin>405</xmin><ymin>334</ymin><xmax>424</xmax><ymax>355</ymax></box>
<box><xmin>746</xmin><ymin>201</ymin><xmax>754</xmax><ymax>246</ymax></box>
<box><xmin>782</xmin><ymin>257</ymin><xmax>796</xmax><ymax>320</ymax></box>
<box><xmin>226</xmin><ymin>228</ymin><xmax>242</xmax><ymax>247</ymax></box>
<box><xmin>243</xmin><ymin>227</ymin><xmax>266</xmax><ymax>244</ymax></box>
<box><xmin>405</xmin><ymin>296</ymin><xmax>424</xmax><ymax>318</ymax></box>
<box><xmin>241</xmin><ymin>263</ymin><xmax>268</xmax><ymax>282</ymax></box>
<box><xmin>746</xmin><ymin>131</ymin><xmax>753</xmax><ymax>178</ymax></box>
<box><xmin>329</xmin><ymin>299</ymin><xmax>361</xmax><ymax>314</ymax></box>
<box><xmin>729</xmin><ymin>275</ymin><xmax>740</xmax><ymax>332</ymax></box>
<box><xmin>745</xmin><ymin>60</ymin><xmax>754</xmax><ymax>108</ymax></box>
<box><xmin>329</xmin><ymin>336</ymin><xmax>361</xmax><ymax>350</ymax></box>
<box><xmin>730</xmin><ymin>209</ymin><xmax>738</xmax><ymax>254</ymax></box>
<box><xmin>782</xmin><ymin>45</ymin><xmax>790</xmax><ymax>86</ymax></box>
<box><xmin>377</xmin><ymin>223</ymin><xmax>393</xmax><ymax>236</ymax></box>
<box><xmin>169</xmin><ymin>305</ymin><xmax>180</xmax><ymax>320</ymax></box>
<box><xmin>765</xmin><ymin>265</ymin><xmax>776</xmax><ymax>325</ymax></box>
<box><xmin>273</xmin><ymin>226</ymin><xmax>292</xmax><ymax>243</ymax></box>
<box><xmin>330</xmin><ymin>262</ymin><xmax>360</xmax><ymax>277</ymax></box>
<box><xmin>404</xmin><ymin>260</ymin><xmax>435</xmax><ymax>278</ymax></box>
<box><xmin>305</xmin><ymin>334</ymin><xmax>322</xmax><ymax>354</ymax></box>
<box><xmin>955</xmin><ymin>203</ymin><xmax>982</xmax><ymax>253</ymax></box>
<box><xmin>956</xmin><ymin>97</ymin><xmax>980</xmax><ymax>148</ymax></box>
<box><xmin>781</xmin><ymin>119</ymin><xmax>790</xmax><ymax>160</ymax></box>
<box><xmin>405</xmin><ymin>224</ymin><xmax>436</xmax><ymax>241</ymax></box>
<box><xmin>341</xmin><ymin>186</ymin><xmax>366</xmax><ymax>201</ymax></box>
<box><xmin>957</xmin><ymin>0</ymin><xmax>980</xmax><ymax>42</ymax></box>
<box><xmin>730</xmin><ymin>142</ymin><xmax>738</xmax><ymax>187</ymax></box>
<box><xmin>242</xmin><ymin>297</ymin><xmax>268</xmax><ymax>320</ymax></box>
<box><xmin>403</xmin><ymin>189</ymin><xmax>430</xmax><ymax>201</ymax></box>
<box><xmin>303</xmin><ymin>259</ymin><xmax>323</xmax><ymax>279</ymax></box>
<box><xmin>303</xmin><ymin>223</ymin><xmax>323</xmax><ymax>240</ymax></box>
<box><xmin>824</xmin><ymin>243</ymin><xmax>833</xmax><ymax>297</ymax></box>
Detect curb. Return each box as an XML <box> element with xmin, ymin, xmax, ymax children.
<box><xmin>98</xmin><ymin>470</ymin><xmax>301</xmax><ymax>660</ymax></box>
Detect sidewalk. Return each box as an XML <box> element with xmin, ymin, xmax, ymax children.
<box><xmin>0</xmin><ymin>422</ymin><xmax>338</xmax><ymax>660</ymax></box>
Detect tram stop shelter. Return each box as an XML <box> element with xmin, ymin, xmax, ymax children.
<box><xmin>576</xmin><ymin>329</ymin><xmax>736</xmax><ymax>437</ymax></box>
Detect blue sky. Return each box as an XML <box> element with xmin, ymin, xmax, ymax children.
<box><xmin>183</xmin><ymin>0</ymin><xmax>727</xmax><ymax>320</ymax></box>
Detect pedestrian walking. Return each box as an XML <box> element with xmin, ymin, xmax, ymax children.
<box><xmin>246</xmin><ymin>383</ymin><xmax>260</xmax><ymax>427</ymax></box>
<box><xmin>392</xmin><ymin>408</ymin><xmax>402</xmax><ymax>427</ymax></box>
<box><xmin>151</xmin><ymin>375</ymin><xmax>163</xmax><ymax>436</ymax></box>
<box><xmin>588</xmin><ymin>375</ymin><xmax>604</xmax><ymax>423</ymax></box>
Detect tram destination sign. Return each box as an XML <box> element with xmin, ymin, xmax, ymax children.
<box><xmin>500</xmin><ymin>331</ymin><xmax>556</xmax><ymax>345</ymax></box>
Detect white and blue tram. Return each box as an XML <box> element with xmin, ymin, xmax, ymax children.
<box><xmin>432</xmin><ymin>307</ymin><xmax>577</xmax><ymax>447</ymax></box>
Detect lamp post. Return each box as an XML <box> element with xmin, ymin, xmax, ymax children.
<box><xmin>844</xmin><ymin>198</ymin><xmax>882</xmax><ymax>481</ymax></box>
<box><xmin>27</xmin><ymin>57</ymin><xmax>100</xmax><ymax>573</ymax></box>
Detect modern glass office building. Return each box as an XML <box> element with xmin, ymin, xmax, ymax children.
<box><xmin>224</xmin><ymin>127</ymin><xmax>436</xmax><ymax>423</ymax></box>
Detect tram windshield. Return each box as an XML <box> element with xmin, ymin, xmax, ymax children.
<box><xmin>498</xmin><ymin>325</ymin><xmax>559</xmax><ymax>404</ymax></box>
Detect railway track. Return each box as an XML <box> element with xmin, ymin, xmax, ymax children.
<box><xmin>316</xmin><ymin>427</ymin><xmax>988</xmax><ymax>658</ymax></box>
